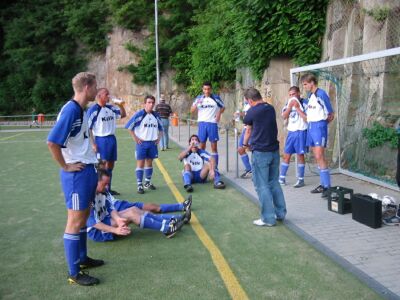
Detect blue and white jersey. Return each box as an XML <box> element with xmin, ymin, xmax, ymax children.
<box><xmin>88</xmin><ymin>104</ymin><xmax>121</xmax><ymax>137</ymax></box>
<box><xmin>305</xmin><ymin>88</ymin><xmax>333</xmax><ymax>122</ymax></box>
<box><xmin>282</xmin><ymin>97</ymin><xmax>308</xmax><ymax>132</ymax></box>
<box><xmin>193</xmin><ymin>94</ymin><xmax>224</xmax><ymax>123</ymax></box>
<box><xmin>47</xmin><ymin>100</ymin><xmax>97</xmax><ymax>164</ymax></box>
<box><xmin>182</xmin><ymin>149</ymin><xmax>210</xmax><ymax>172</ymax></box>
<box><xmin>243</xmin><ymin>101</ymin><xmax>251</xmax><ymax>114</ymax></box>
<box><xmin>87</xmin><ymin>192</ymin><xmax>116</xmax><ymax>227</ymax></box>
<box><xmin>125</xmin><ymin>109</ymin><xmax>163</xmax><ymax>141</ymax></box>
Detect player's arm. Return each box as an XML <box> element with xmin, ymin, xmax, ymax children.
<box><xmin>47</xmin><ymin>142</ymin><xmax>85</xmax><ymax>172</ymax></box>
<box><xmin>89</xmin><ymin>129</ymin><xmax>97</xmax><ymax>153</ymax></box>
<box><xmin>117</xmin><ymin>102</ymin><xmax>127</xmax><ymax>118</ymax></box>
<box><xmin>321</xmin><ymin>92</ymin><xmax>335</xmax><ymax>123</ymax></box>
<box><xmin>243</xmin><ymin>125</ymin><xmax>252</xmax><ymax>148</ymax></box>
<box><xmin>128</xmin><ymin>130</ymin><xmax>142</xmax><ymax>144</ymax></box>
<box><xmin>178</xmin><ymin>146</ymin><xmax>192</xmax><ymax>161</ymax></box>
<box><xmin>93</xmin><ymin>220</ymin><xmax>130</xmax><ymax>236</ymax></box>
<box><xmin>190</xmin><ymin>97</ymin><xmax>200</xmax><ymax>114</ymax></box>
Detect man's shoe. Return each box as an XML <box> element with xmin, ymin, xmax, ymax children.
<box><xmin>144</xmin><ymin>182</ymin><xmax>156</xmax><ymax>190</ymax></box>
<box><xmin>214</xmin><ymin>181</ymin><xmax>226</xmax><ymax>189</ymax></box>
<box><xmin>278</xmin><ymin>178</ymin><xmax>286</xmax><ymax>186</ymax></box>
<box><xmin>183</xmin><ymin>195</ymin><xmax>192</xmax><ymax>211</ymax></box>
<box><xmin>293</xmin><ymin>179</ymin><xmax>305</xmax><ymax>188</ymax></box>
<box><xmin>253</xmin><ymin>219</ymin><xmax>275</xmax><ymax>227</ymax></box>
<box><xmin>164</xmin><ymin>218</ymin><xmax>184</xmax><ymax>238</ymax></box>
<box><xmin>183</xmin><ymin>207</ymin><xmax>192</xmax><ymax>224</ymax></box>
<box><xmin>184</xmin><ymin>184</ymin><xmax>193</xmax><ymax>193</ymax></box>
<box><xmin>137</xmin><ymin>184</ymin><xmax>144</xmax><ymax>194</ymax></box>
<box><xmin>240</xmin><ymin>170</ymin><xmax>252</xmax><ymax>179</ymax></box>
<box><xmin>109</xmin><ymin>189</ymin><xmax>121</xmax><ymax>196</ymax></box>
<box><xmin>80</xmin><ymin>257</ymin><xmax>104</xmax><ymax>270</ymax></box>
<box><xmin>321</xmin><ymin>188</ymin><xmax>330</xmax><ymax>198</ymax></box>
<box><xmin>311</xmin><ymin>184</ymin><xmax>324</xmax><ymax>194</ymax></box>
<box><xmin>383</xmin><ymin>216</ymin><xmax>400</xmax><ymax>226</ymax></box>
<box><xmin>68</xmin><ymin>271</ymin><xmax>99</xmax><ymax>286</ymax></box>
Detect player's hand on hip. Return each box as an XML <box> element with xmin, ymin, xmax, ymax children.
<box><xmin>327</xmin><ymin>113</ymin><xmax>335</xmax><ymax>123</ymax></box>
<box><xmin>92</xmin><ymin>143</ymin><xmax>97</xmax><ymax>153</ymax></box>
<box><xmin>135</xmin><ymin>137</ymin><xmax>143</xmax><ymax>144</ymax></box>
<box><xmin>64</xmin><ymin>162</ymin><xmax>85</xmax><ymax>172</ymax></box>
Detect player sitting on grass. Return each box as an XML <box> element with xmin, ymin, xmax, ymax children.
<box><xmin>179</xmin><ymin>134</ymin><xmax>225</xmax><ymax>193</ymax></box>
<box><xmin>87</xmin><ymin>170</ymin><xmax>192</xmax><ymax>241</ymax></box>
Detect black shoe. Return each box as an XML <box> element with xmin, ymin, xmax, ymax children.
<box><xmin>109</xmin><ymin>189</ymin><xmax>120</xmax><ymax>196</ymax></box>
<box><xmin>214</xmin><ymin>181</ymin><xmax>226</xmax><ymax>189</ymax></box>
<box><xmin>144</xmin><ymin>182</ymin><xmax>156</xmax><ymax>190</ymax></box>
<box><xmin>183</xmin><ymin>195</ymin><xmax>192</xmax><ymax>211</ymax></box>
<box><xmin>184</xmin><ymin>184</ymin><xmax>193</xmax><ymax>193</ymax></box>
<box><xmin>164</xmin><ymin>218</ymin><xmax>184</xmax><ymax>238</ymax></box>
<box><xmin>137</xmin><ymin>184</ymin><xmax>144</xmax><ymax>194</ymax></box>
<box><xmin>80</xmin><ymin>257</ymin><xmax>104</xmax><ymax>270</ymax></box>
<box><xmin>240</xmin><ymin>170</ymin><xmax>252</xmax><ymax>179</ymax></box>
<box><xmin>321</xmin><ymin>188</ymin><xmax>330</xmax><ymax>198</ymax></box>
<box><xmin>68</xmin><ymin>271</ymin><xmax>99</xmax><ymax>286</ymax></box>
<box><xmin>310</xmin><ymin>184</ymin><xmax>324</xmax><ymax>194</ymax></box>
<box><xmin>183</xmin><ymin>207</ymin><xmax>192</xmax><ymax>224</ymax></box>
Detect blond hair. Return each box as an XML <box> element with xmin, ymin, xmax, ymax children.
<box><xmin>72</xmin><ymin>72</ymin><xmax>96</xmax><ymax>92</ymax></box>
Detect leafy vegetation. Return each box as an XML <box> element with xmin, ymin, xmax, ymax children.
<box><xmin>362</xmin><ymin>122</ymin><xmax>398</xmax><ymax>149</ymax></box>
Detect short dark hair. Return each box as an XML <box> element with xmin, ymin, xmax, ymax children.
<box><xmin>188</xmin><ymin>134</ymin><xmax>200</xmax><ymax>144</ymax></box>
<box><xmin>97</xmin><ymin>168</ymin><xmax>110</xmax><ymax>181</ymax></box>
<box><xmin>244</xmin><ymin>88</ymin><xmax>262</xmax><ymax>101</ymax></box>
<box><xmin>300</xmin><ymin>73</ymin><xmax>318</xmax><ymax>84</ymax></box>
<box><xmin>289</xmin><ymin>86</ymin><xmax>300</xmax><ymax>93</ymax></box>
<box><xmin>202</xmin><ymin>81</ymin><xmax>212</xmax><ymax>88</ymax></box>
<box><xmin>144</xmin><ymin>95</ymin><xmax>156</xmax><ymax>103</ymax></box>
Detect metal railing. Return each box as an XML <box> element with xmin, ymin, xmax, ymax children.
<box><xmin>0</xmin><ymin>114</ymin><xmax>57</xmax><ymax>128</ymax></box>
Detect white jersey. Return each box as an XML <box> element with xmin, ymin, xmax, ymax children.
<box><xmin>306</xmin><ymin>88</ymin><xmax>333</xmax><ymax>122</ymax></box>
<box><xmin>282</xmin><ymin>97</ymin><xmax>307</xmax><ymax>131</ymax></box>
<box><xmin>182</xmin><ymin>149</ymin><xmax>210</xmax><ymax>172</ymax></box>
<box><xmin>135</xmin><ymin>113</ymin><xmax>159</xmax><ymax>141</ymax></box>
<box><xmin>88</xmin><ymin>104</ymin><xmax>121</xmax><ymax>137</ymax></box>
<box><xmin>193</xmin><ymin>94</ymin><xmax>224</xmax><ymax>123</ymax></box>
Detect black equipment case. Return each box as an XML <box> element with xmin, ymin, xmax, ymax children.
<box><xmin>351</xmin><ymin>193</ymin><xmax>382</xmax><ymax>229</ymax></box>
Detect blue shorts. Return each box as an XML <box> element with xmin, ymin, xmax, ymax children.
<box><xmin>136</xmin><ymin>141</ymin><xmax>158</xmax><ymax>160</ymax></box>
<box><xmin>307</xmin><ymin>120</ymin><xmax>328</xmax><ymax>147</ymax></box>
<box><xmin>198</xmin><ymin>122</ymin><xmax>219</xmax><ymax>143</ymax></box>
<box><xmin>60</xmin><ymin>164</ymin><xmax>97</xmax><ymax>210</ymax></box>
<box><xmin>88</xmin><ymin>200</ymin><xmax>144</xmax><ymax>242</ymax></box>
<box><xmin>95</xmin><ymin>135</ymin><xmax>117</xmax><ymax>161</ymax></box>
<box><xmin>239</xmin><ymin>127</ymin><xmax>247</xmax><ymax>147</ymax></box>
<box><xmin>191</xmin><ymin>170</ymin><xmax>207</xmax><ymax>184</ymax></box>
<box><xmin>284</xmin><ymin>130</ymin><xmax>308</xmax><ymax>154</ymax></box>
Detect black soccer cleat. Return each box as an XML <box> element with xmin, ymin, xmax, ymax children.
<box><xmin>109</xmin><ymin>189</ymin><xmax>121</xmax><ymax>196</ymax></box>
<box><xmin>183</xmin><ymin>195</ymin><xmax>192</xmax><ymax>212</ymax></box>
<box><xmin>68</xmin><ymin>271</ymin><xmax>100</xmax><ymax>286</ymax></box>
<box><xmin>144</xmin><ymin>182</ymin><xmax>156</xmax><ymax>190</ymax></box>
<box><xmin>164</xmin><ymin>218</ymin><xmax>184</xmax><ymax>238</ymax></box>
<box><xmin>80</xmin><ymin>256</ymin><xmax>104</xmax><ymax>270</ymax></box>
<box><xmin>137</xmin><ymin>184</ymin><xmax>144</xmax><ymax>194</ymax></box>
<box><xmin>310</xmin><ymin>184</ymin><xmax>324</xmax><ymax>194</ymax></box>
<box><xmin>184</xmin><ymin>184</ymin><xmax>193</xmax><ymax>193</ymax></box>
<box><xmin>321</xmin><ymin>188</ymin><xmax>330</xmax><ymax>198</ymax></box>
<box><xmin>214</xmin><ymin>181</ymin><xmax>226</xmax><ymax>189</ymax></box>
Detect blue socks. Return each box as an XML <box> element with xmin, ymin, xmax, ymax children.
<box><xmin>140</xmin><ymin>213</ymin><xmax>168</xmax><ymax>233</ymax></box>
<box><xmin>280</xmin><ymin>162</ymin><xmax>289</xmax><ymax>180</ymax></box>
<box><xmin>144</xmin><ymin>167</ymin><xmax>153</xmax><ymax>183</ymax></box>
<box><xmin>79</xmin><ymin>227</ymin><xmax>87</xmax><ymax>263</ymax></box>
<box><xmin>63</xmin><ymin>233</ymin><xmax>80</xmax><ymax>276</ymax></box>
<box><xmin>182</xmin><ymin>171</ymin><xmax>192</xmax><ymax>186</ymax></box>
<box><xmin>214</xmin><ymin>169</ymin><xmax>221</xmax><ymax>184</ymax></box>
<box><xmin>241</xmin><ymin>154</ymin><xmax>251</xmax><ymax>172</ymax></box>
<box><xmin>320</xmin><ymin>168</ymin><xmax>331</xmax><ymax>188</ymax></box>
<box><xmin>136</xmin><ymin>168</ymin><xmax>144</xmax><ymax>185</ymax></box>
<box><xmin>297</xmin><ymin>164</ymin><xmax>305</xmax><ymax>180</ymax></box>
<box><xmin>211</xmin><ymin>153</ymin><xmax>219</xmax><ymax>167</ymax></box>
<box><xmin>159</xmin><ymin>203</ymin><xmax>184</xmax><ymax>212</ymax></box>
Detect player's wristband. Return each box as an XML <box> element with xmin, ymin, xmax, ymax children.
<box><xmin>243</xmin><ymin>144</ymin><xmax>249</xmax><ymax>147</ymax></box>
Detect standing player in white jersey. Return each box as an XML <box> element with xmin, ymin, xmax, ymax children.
<box><xmin>301</xmin><ymin>74</ymin><xmax>335</xmax><ymax>198</ymax></box>
<box><xmin>88</xmin><ymin>88</ymin><xmax>126</xmax><ymax>195</ymax></box>
<box><xmin>47</xmin><ymin>72</ymin><xmax>104</xmax><ymax>286</ymax></box>
<box><xmin>190</xmin><ymin>82</ymin><xmax>225</xmax><ymax>167</ymax></box>
<box><xmin>125</xmin><ymin>95</ymin><xmax>163</xmax><ymax>194</ymax></box>
<box><xmin>235</xmin><ymin>99</ymin><xmax>252</xmax><ymax>178</ymax></box>
<box><xmin>279</xmin><ymin>86</ymin><xmax>308</xmax><ymax>188</ymax></box>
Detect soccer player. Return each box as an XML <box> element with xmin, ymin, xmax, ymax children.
<box><xmin>279</xmin><ymin>86</ymin><xmax>308</xmax><ymax>188</ymax></box>
<box><xmin>88</xmin><ymin>88</ymin><xmax>126</xmax><ymax>195</ymax></box>
<box><xmin>47</xmin><ymin>72</ymin><xmax>103</xmax><ymax>286</ymax></box>
<box><xmin>155</xmin><ymin>94</ymin><xmax>173</xmax><ymax>151</ymax></box>
<box><xmin>125</xmin><ymin>95</ymin><xmax>163</xmax><ymax>194</ymax></box>
<box><xmin>301</xmin><ymin>74</ymin><xmax>335</xmax><ymax>198</ymax></box>
<box><xmin>179</xmin><ymin>134</ymin><xmax>225</xmax><ymax>192</ymax></box>
<box><xmin>87</xmin><ymin>170</ymin><xmax>191</xmax><ymax>241</ymax></box>
<box><xmin>190</xmin><ymin>82</ymin><xmax>225</xmax><ymax>167</ymax></box>
<box><xmin>235</xmin><ymin>99</ymin><xmax>252</xmax><ymax>178</ymax></box>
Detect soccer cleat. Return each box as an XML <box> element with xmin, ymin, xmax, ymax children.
<box><xmin>164</xmin><ymin>218</ymin><xmax>184</xmax><ymax>238</ymax></box>
<box><xmin>383</xmin><ymin>216</ymin><xmax>400</xmax><ymax>226</ymax></box>
<box><xmin>183</xmin><ymin>195</ymin><xmax>192</xmax><ymax>211</ymax></box>
<box><xmin>278</xmin><ymin>178</ymin><xmax>286</xmax><ymax>186</ymax></box>
<box><xmin>293</xmin><ymin>179</ymin><xmax>305</xmax><ymax>188</ymax></box>
<box><xmin>183</xmin><ymin>207</ymin><xmax>192</xmax><ymax>224</ymax></box>
<box><xmin>321</xmin><ymin>188</ymin><xmax>330</xmax><ymax>198</ymax></box>
<box><xmin>240</xmin><ymin>170</ymin><xmax>252</xmax><ymax>179</ymax></box>
<box><xmin>68</xmin><ymin>271</ymin><xmax>100</xmax><ymax>286</ymax></box>
<box><xmin>144</xmin><ymin>182</ymin><xmax>156</xmax><ymax>190</ymax></box>
<box><xmin>137</xmin><ymin>184</ymin><xmax>144</xmax><ymax>194</ymax></box>
<box><xmin>214</xmin><ymin>181</ymin><xmax>226</xmax><ymax>189</ymax></box>
<box><xmin>109</xmin><ymin>189</ymin><xmax>121</xmax><ymax>196</ymax></box>
<box><xmin>184</xmin><ymin>184</ymin><xmax>193</xmax><ymax>193</ymax></box>
<box><xmin>310</xmin><ymin>184</ymin><xmax>324</xmax><ymax>194</ymax></box>
<box><xmin>253</xmin><ymin>219</ymin><xmax>275</xmax><ymax>227</ymax></box>
<box><xmin>80</xmin><ymin>257</ymin><xmax>104</xmax><ymax>270</ymax></box>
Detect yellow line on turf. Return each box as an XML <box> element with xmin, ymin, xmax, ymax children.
<box><xmin>155</xmin><ymin>158</ymin><xmax>249</xmax><ymax>300</ymax></box>
<box><xmin>0</xmin><ymin>133</ymin><xmax>24</xmax><ymax>141</ymax></box>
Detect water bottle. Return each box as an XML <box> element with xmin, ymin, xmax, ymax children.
<box><xmin>234</xmin><ymin>110</ymin><xmax>240</xmax><ymax>122</ymax></box>
<box><xmin>111</xmin><ymin>97</ymin><xmax>124</xmax><ymax>104</ymax></box>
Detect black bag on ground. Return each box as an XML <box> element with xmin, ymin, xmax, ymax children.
<box><xmin>351</xmin><ymin>194</ymin><xmax>382</xmax><ymax>229</ymax></box>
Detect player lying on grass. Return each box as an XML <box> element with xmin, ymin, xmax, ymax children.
<box><xmin>87</xmin><ymin>170</ymin><xmax>192</xmax><ymax>241</ymax></box>
<box><xmin>178</xmin><ymin>134</ymin><xmax>225</xmax><ymax>193</ymax></box>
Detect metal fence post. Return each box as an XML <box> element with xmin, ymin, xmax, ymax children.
<box><xmin>178</xmin><ymin>118</ymin><xmax>180</xmax><ymax>142</ymax></box>
<box><xmin>188</xmin><ymin>119</ymin><xmax>191</xmax><ymax>140</ymax></box>
<box><xmin>225</xmin><ymin>127</ymin><xmax>229</xmax><ymax>172</ymax></box>
<box><xmin>234</xmin><ymin>127</ymin><xmax>239</xmax><ymax>178</ymax></box>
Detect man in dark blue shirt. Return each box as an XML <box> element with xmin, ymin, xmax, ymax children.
<box><xmin>243</xmin><ymin>88</ymin><xmax>286</xmax><ymax>226</ymax></box>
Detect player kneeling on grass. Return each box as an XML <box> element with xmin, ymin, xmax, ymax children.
<box><xmin>179</xmin><ymin>134</ymin><xmax>225</xmax><ymax>193</ymax></box>
<box><xmin>87</xmin><ymin>170</ymin><xmax>192</xmax><ymax>240</ymax></box>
